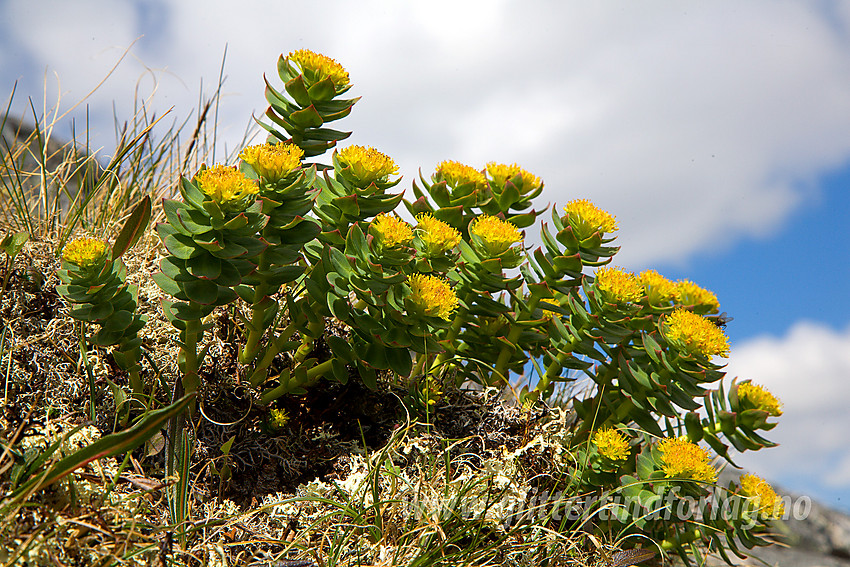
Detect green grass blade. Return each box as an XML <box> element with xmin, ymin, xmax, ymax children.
<box><xmin>4</xmin><ymin>393</ymin><xmax>195</xmax><ymax>508</ymax></box>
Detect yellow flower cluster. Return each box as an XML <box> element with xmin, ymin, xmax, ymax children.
<box><xmin>239</xmin><ymin>143</ymin><xmax>304</xmax><ymax>183</ymax></box>
<box><xmin>195</xmin><ymin>165</ymin><xmax>259</xmax><ymax>209</ymax></box>
<box><xmin>740</xmin><ymin>473</ymin><xmax>785</xmax><ymax>519</ymax></box>
<box><xmin>664</xmin><ymin>308</ymin><xmax>730</xmax><ymax>358</ymax></box>
<box><xmin>337</xmin><ymin>145</ymin><xmax>399</xmax><ymax>187</ymax></box>
<box><xmin>288</xmin><ymin>48</ymin><xmax>350</xmax><ymax>89</ymax></box>
<box><xmin>658</xmin><ymin>437</ymin><xmax>717</xmax><ymax>484</ymax></box>
<box><xmin>268</xmin><ymin>408</ymin><xmax>290</xmax><ymax>429</ymax></box>
<box><xmin>639</xmin><ymin>269</ymin><xmax>678</xmax><ymax>304</ymax></box>
<box><xmin>63</xmin><ymin>238</ymin><xmax>107</xmax><ymax>268</ymax></box>
<box><xmin>593</xmin><ymin>428</ymin><xmax>630</xmax><ymax>462</ymax></box>
<box><xmin>676</xmin><ymin>279</ymin><xmax>720</xmax><ymax>312</ymax></box>
<box><xmin>469</xmin><ymin>215</ymin><xmax>523</xmax><ymax>255</ymax></box>
<box><xmin>737</xmin><ymin>382</ymin><xmax>783</xmax><ymax>416</ymax></box>
<box><xmin>486</xmin><ymin>162</ymin><xmax>541</xmax><ymax>191</ymax></box>
<box><xmin>435</xmin><ymin>160</ymin><xmax>487</xmax><ymax>189</ymax></box>
<box><xmin>595</xmin><ymin>266</ymin><xmax>643</xmax><ymax>304</ymax></box>
<box><xmin>407</xmin><ymin>274</ymin><xmax>459</xmax><ymax>321</ymax></box>
<box><xmin>415</xmin><ymin>213</ymin><xmax>461</xmax><ymax>255</ymax></box>
<box><xmin>372</xmin><ymin>214</ymin><xmax>413</xmax><ymax>248</ymax></box>
<box><xmin>564</xmin><ymin>199</ymin><xmax>618</xmax><ymax>234</ymax></box>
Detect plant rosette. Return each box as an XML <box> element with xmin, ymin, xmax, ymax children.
<box><xmin>154</xmin><ymin>165</ymin><xmax>268</xmax><ymax>324</ymax></box>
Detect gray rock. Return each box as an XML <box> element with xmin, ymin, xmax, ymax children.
<box><xmin>714</xmin><ymin>469</ymin><xmax>850</xmax><ymax>566</ymax></box>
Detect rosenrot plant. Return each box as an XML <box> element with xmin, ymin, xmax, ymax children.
<box><xmin>57</xmin><ymin>197</ymin><xmax>151</xmax><ymax>402</ymax></box>
<box><xmin>146</xmin><ymin>48</ymin><xmax>786</xmax><ymax>564</ymax></box>
<box><xmin>153</xmin><ymin>165</ymin><xmax>267</xmax><ymax>404</ymax></box>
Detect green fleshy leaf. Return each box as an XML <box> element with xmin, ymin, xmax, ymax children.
<box><xmin>179</xmin><ymin>177</ymin><xmax>206</xmax><ymax>210</ymax></box>
<box><xmin>161</xmin><ymin>231</ymin><xmax>200</xmax><ymax>260</ymax></box>
<box><xmin>1</xmin><ymin>230</ymin><xmax>29</xmax><ymax>257</ymax></box>
<box><xmin>326</xmin><ymin>335</ymin><xmax>353</xmax><ymax>363</ymax></box>
<box><xmin>306</xmin><ymin>76</ymin><xmax>336</xmax><ymax>102</ymax></box>
<box><xmin>169</xmin><ymin>300</ymin><xmax>211</xmax><ymax>321</ymax></box>
<box><xmin>284</xmin><ymin>75</ymin><xmax>312</xmax><ymax>107</ymax></box>
<box><xmin>289</xmin><ymin>105</ymin><xmax>324</xmax><ymax>128</ymax></box>
<box><xmin>100</xmin><ymin>309</ymin><xmax>134</xmax><ymax>333</ymax></box>
<box><xmin>152</xmin><ymin>272</ymin><xmax>187</xmax><ymax>300</ymax></box>
<box><xmin>234</xmin><ymin>284</ymin><xmax>254</xmax><ymax>303</ymax></box>
<box><xmin>331</xmin><ymin>358</ymin><xmax>349</xmax><ymax>384</ymax></box>
<box><xmin>386</xmin><ymin>347</ymin><xmax>413</xmax><ymax>377</ymax></box>
<box><xmin>215</xmin><ymin>259</ymin><xmax>243</xmax><ymax>287</ymax></box>
<box><xmin>358</xmin><ymin>363</ymin><xmax>378</xmax><ymax>390</ymax></box>
<box><xmin>212</xmin><ymin>286</ymin><xmax>237</xmax><ymax>306</ymax></box>
<box><xmin>183</xmin><ymin>279</ymin><xmax>219</xmax><ymax>305</ymax></box>
<box><xmin>159</xmin><ymin>257</ymin><xmax>192</xmax><ymax>282</ymax></box>
<box><xmin>90</xmin><ymin>329</ymin><xmax>125</xmax><ymax>346</ymax></box>
<box><xmin>222</xmin><ymin>213</ymin><xmax>250</xmax><ymax>231</ymax></box>
<box><xmin>162</xmin><ymin>199</ymin><xmax>194</xmax><ymax>236</ymax></box>
<box><xmin>72</xmin><ymin>301</ymin><xmax>114</xmax><ymax>322</ymax></box>
<box><xmin>186</xmin><ymin>252</ymin><xmax>222</xmax><ymax>280</ymax></box>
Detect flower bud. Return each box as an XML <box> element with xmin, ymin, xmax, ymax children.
<box><xmin>62</xmin><ymin>238</ymin><xmax>107</xmax><ymax>269</ymax></box>
<box><xmin>240</xmin><ymin>143</ymin><xmax>303</xmax><ymax>184</ymax></box>
<box><xmin>468</xmin><ymin>215</ymin><xmax>522</xmax><ymax>256</ymax></box>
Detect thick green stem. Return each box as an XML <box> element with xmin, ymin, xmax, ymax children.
<box><xmin>432</xmin><ymin>288</ymin><xmax>474</xmax><ymax>370</ymax></box>
<box><xmin>292</xmin><ymin>319</ymin><xmax>325</xmax><ymax>364</ymax></box>
<box><xmin>240</xmin><ymin>251</ymin><xmax>273</xmax><ymax>365</ymax></box>
<box><xmin>78</xmin><ymin>322</ymin><xmax>96</xmax><ymax>421</ymax></box>
<box><xmin>661</xmin><ymin>528</ymin><xmax>703</xmax><ymax>550</ymax></box>
<box><xmin>178</xmin><ymin>315</ymin><xmax>203</xmax><ymax>415</ymax></box>
<box><xmin>128</xmin><ymin>369</ymin><xmax>144</xmax><ymax>401</ymax></box>
<box><xmin>534</xmin><ymin>346</ymin><xmax>578</xmax><ymax>400</ymax></box>
<box><xmin>259</xmin><ymin>358</ymin><xmax>334</xmax><ymax>404</ymax></box>
<box><xmin>493</xmin><ymin>291</ymin><xmax>543</xmax><ymax>380</ymax></box>
<box><xmin>249</xmin><ymin>319</ymin><xmax>301</xmax><ymax>388</ymax></box>
<box><xmin>411</xmin><ymin>352</ymin><xmax>429</xmax><ymax>380</ymax></box>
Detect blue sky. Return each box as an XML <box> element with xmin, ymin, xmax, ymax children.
<box><xmin>2</xmin><ymin>0</ymin><xmax>850</xmax><ymax>512</ymax></box>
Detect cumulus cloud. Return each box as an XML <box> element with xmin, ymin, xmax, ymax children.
<box><xmin>2</xmin><ymin>0</ymin><xmax>850</xmax><ymax>266</ymax></box>
<box><xmin>725</xmin><ymin>322</ymin><xmax>850</xmax><ymax>503</ymax></box>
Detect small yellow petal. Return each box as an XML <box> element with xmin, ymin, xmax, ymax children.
<box><xmin>288</xmin><ymin>49</ymin><xmax>350</xmax><ymax>89</ymax></box>
<box><xmin>675</xmin><ymin>280</ymin><xmax>720</xmax><ymax>312</ymax></box>
<box><xmin>415</xmin><ymin>213</ymin><xmax>461</xmax><ymax>256</ymax></box>
<box><xmin>737</xmin><ymin>382</ymin><xmax>783</xmax><ymax>416</ymax></box>
<box><xmin>740</xmin><ymin>473</ymin><xmax>785</xmax><ymax>519</ymax></box>
<box><xmin>639</xmin><ymin>269</ymin><xmax>678</xmax><ymax>304</ymax></box>
<box><xmin>469</xmin><ymin>215</ymin><xmax>523</xmax><ymax>255</ymax></box>
<box><xmin>372</xmin><ymin>214</ymin><xmax>413</xmax><ymax>248</ymax></box>
<box><xmin>337</xmin><ymin>145</ymin><xmax>399</xmax><ymax>187</ymax></box>
<box><xmin>239</xmin><ymin>143</ymin><xmax>303</xmax><ymax>183</ymax></box>
<box><xmin>485</xmin><ymin>162</ymin><xmax>542</xmax><ymax>193</ymax></box>
<box><xmin>63</xmin><ymin>238</ymin><xmax>107</xmax><ymax>268</ymax></box>
<box><xmin>664</xmin><ymin>308</ymin><xmax>730</xmax><ymax>358</ymax></box>
<box><xmin>408</xmin><ymin>274</ymin><xmax>459</xmax><ymax>320</ymax></box>
<box><xmin>435</xmin><ymin>160</ymin><xmax>487</xmax><ymax>189</ymax></box>
<box><xmin>195</xmin><ymin>165</ymin><xmax>258</xmax><ymax>211</ymax></box>
<box><xmin>658</xmin><ymin>437</ymin><xmax>717</xmax><ymax>484</ymax></box>
<box><xmin>593</xmin><ymin>428</ymin><xmax>630</xmax><ymax>462</ymax></box>
<box><xmin>595</xmin><ymin>266</ymin><xmax>643</xmax><ymax>304</ymax></box>
<box><xmin>564</xmin><ymin>199</ymin><xmax>618</xmax><ymax>234</ymax></box>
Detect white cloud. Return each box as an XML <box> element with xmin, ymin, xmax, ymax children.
<box><xmin>2</xmin><ymin>0</ymin><xmax>850</xmax><ymax>266</ymax></box>
<box><xmin>725</xmin><ymin>322</ymin><xmax>850</xmax><ymax>496</ymax></box>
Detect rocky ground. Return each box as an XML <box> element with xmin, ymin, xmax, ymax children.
<box><xmin>760</xmin><ymin>489</ymin><xmax>850</xmax><ymax>567</ymax></box>
<box><xmin>708</xmin><ymin>471</ymin><xmax>850</xmax><ymax>567</ymax></box>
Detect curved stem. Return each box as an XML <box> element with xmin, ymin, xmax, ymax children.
<box><xmin>240</xmin><ymin>251</ymin><xmax>273</xmax><ymax>365</ymax></box>
<box><xmin>78</xmin><ymin>322</ymin><xmax>96</xmax><ymax>421</ymax></box>
<box><xmin>178</xmin><ymin>313</ymin><xmax>203</xmax><ymax>415</ymax></box>
<box><xmin>432</xmin><ymin>288</ymin><xmax>474</xmax><ymax>370</ymax></box>
<box><xmin>493</xmin><ymin>291</ymin><xmax>543</xmax><ymax>380</ymax></box>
